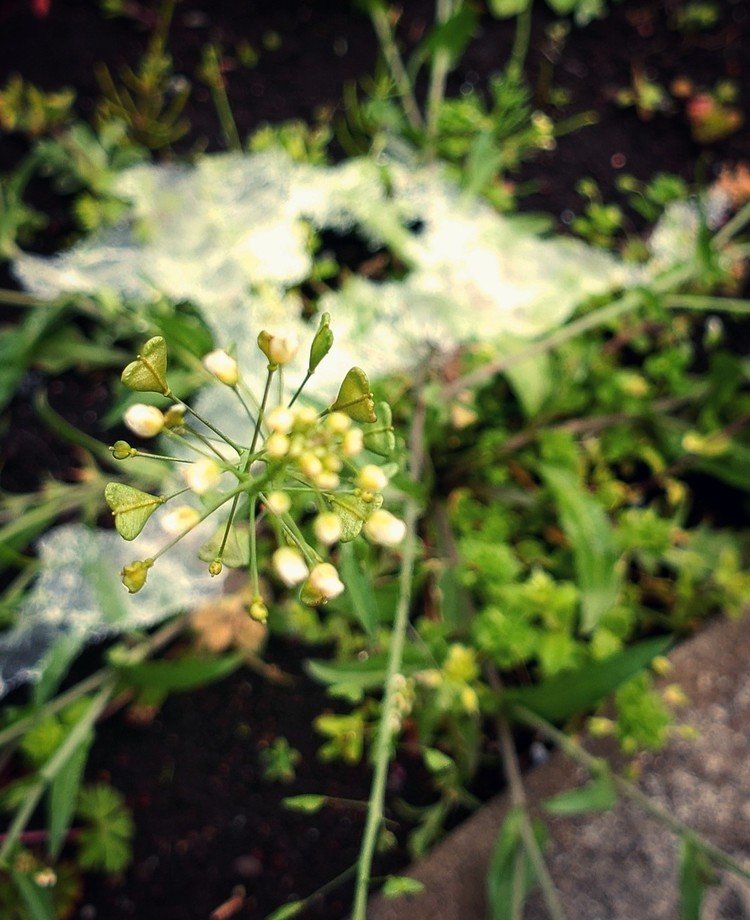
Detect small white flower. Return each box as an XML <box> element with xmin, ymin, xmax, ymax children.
<box><xmin>267</xmin><ymin>332</ymin><xmax>299</xmax><ymax>366</ymax></box>
<box><xmin>265</xmin><ymin>491</ymin><xmax>291</xmax><ymax>515</ymax></box>
<box><xmin>293</xmin><ymin>406</ymin><xmax>318</xmax><ymax>428</ymax></box>
<box><xmin>307</xmin><ymin>562</ymin><xmax>345</xmax><ymax>600</ymax></box>
<box><xmin>265</xmin><ymin>433</ymin><xmax>290</xmax><ymax>458</ymax></box>
<box><xmin>364</xmin><ymin>509</ymin><xmax>407</xmax><ymax>547</ymax></box>
<box><xmin>124</xmin><ymin>404</ymin><xmax>164</xmax><ymax>438</ymax></box>
<box><xmin>313</xmin><ymin>512</ymin><xmax>343</xmax><ymax>545</ymax></box>
<box><xmin>161</xmin><ymin>505</ymin><xmax>201</xmax><ymax>535</ymax></box>
<box><xmin>273</xmin><ymin>547</ymin><xmax>309</xmax><ymax>587</ymax></box>
<box><xmin>342</xmin><ymin>428</ymin><xmax>364</xmax><ymax>456</ymax></box>
<box><xmin>357</xmin><ymin>464</ymin><xmax>388</xmax><ymax>493</ymax></box>
<box><xmin>184</xmin><ymin>458</ymin><xmax>222</xmax><ymax>494</ymax></box>
<box><xmin>203</xmin><ymin>349</ymin><xmax>239</xmax><ymax>386</ymax></box>
<box><xmin>266</xmin><ymin>406</ymin><xmax>295</xmax><ymax>434</ymax></box>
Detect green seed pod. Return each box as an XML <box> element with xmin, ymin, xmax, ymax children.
<box><xmin>330</xmin><ymin>367</ymin><xmax>377</xmax><ymax>423</ymax></box>
<box><xmin>120</xmin><ymin>558</ymin><xmax>154</xmax><ymax>594</ymax></box>
<box><xmin>121</xmin><ymin>336</ymin><xmax>171</xmax><ymax>396</ymax></box>
<box><xmin>308</xmin><ymin>312</ymin><xmax>333</xmax><ymax>375</ymax></box>
<box><xmin>110</xmin><ymin>440</ymin><xmax>136</xmax><ymax>460</ymax></box>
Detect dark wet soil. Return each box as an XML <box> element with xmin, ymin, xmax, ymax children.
<box><xmin>1</xmin><ymin>0</ymin><xmax>749</xmax><ymax>917</ymax></box>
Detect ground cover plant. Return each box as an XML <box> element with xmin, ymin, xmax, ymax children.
<box><xmin>1</xmin><ymin>0</ymin><xmax>750</xmax><ymax>917</ymax></box>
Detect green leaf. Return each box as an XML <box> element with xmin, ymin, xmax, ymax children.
<box><xmin>113</xmin><ymin>653</ymin><xmax>242</xmax><ymax>693</ymax></box>
<box><xmin>486</xmin><ymin>807</ymin><xmax>545</xmax><ymax>920</ymax></box>
<box><xmin>9</xmin><ymin>871</ymin><xmax>55</xmax><ymax>920</ymax></box>
<box><xmin>488</xmin><ymin>0</ymin><xmax>530</xmax><ymax>17</ymax></box>
<box><xmin>104</xmin><ymin>482</ymin><xmax>164</xmax><ymax>541</ymax></box>
<box><xmin>503</xmin><ymin>636</ymin><xmax>671</xmax><ymax>722</ymax></box>
<box><xmin>327</xmin><ymin>491</ymin><xmax>383</xmax><ymax>542</ymax></box>
<box><xmin>540</xmin><ymin>464</ymin><xmax>622</xmax><ymax>633</ymax></box>
<box><xmin>422</xmin><ymin>5</ymin><xmax>477</xmax><ymax>65</ymax></box>
<box><xmin>306</xmin><ymin>647</ymin><xmax>428</xmax><ymax>697</ymax></box>
<box><xmin>339</xmin><ymin>542</ymin><xmax>379</xmax><ymax>635</ymax></box>
<box><xmin>381</xmin><ymin>876</ymin><xmax>426</xmax><ymax>898</ymax></box>
<box><xmin>500</xmin><ymin>335</ymin><xmax>553</xmax><ymax>417</ymax></box>
<box><xmin>330</xmin><ymin>367</ymin><xmax>377</xmax><ymax>422</ymax></box>
<box><xmin>76</xmin><ymin>784</ymin><xmax>134</xmax><ymax>873</ymax></box>
<box><xmin>543</xmin><ymin>773</ymin><xmax>616</xmax><ymax>816</ymax></box>
<box><xmin>199</xmin><ymin>522</ymin><xmax>250</xmax><ymax>568</ymax></box>
<box><xmin>48</xmin><ymin>731</ymin><xmax>93</xmax><ymax>858</ymax></box>
<box><xmin>679</xmin><ymin>837</ymin><xmax>717</xmax><ymax>920</ymax></box>
<box><xmin>266</xmin><ymin>902</ymin><xmax>305</xmax><ymax>920</ymax></box>
<box><xmin>282</xmin><ymin>794</ymin><xmax>326</xmax><ymax>814</ymax></box>
<box><xmin>363</xmin><ymin>401</ymin><xmax>396</xmax><ymax>457</ymax></box>
<box><xmin>120</xmin><ymin>335</ymin><xmax>170</xmax><ymax>395</ymax></box>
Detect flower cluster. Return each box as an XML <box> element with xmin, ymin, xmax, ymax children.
<box><xmin>105</xmin><ymin>314</ymin><xmax>403</xmax><ymax>624</ymax></box>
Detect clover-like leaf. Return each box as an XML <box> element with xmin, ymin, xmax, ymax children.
<box><xmin>121</xmin><ymin>336</ymin><xmax>171</xmax><ymax>395</ymax></box>
<box><xmin>198</xmin><ymin>523</ymin><xmax>250</xmax><ymax>568</ymax></box>
<box><xmin>330</xmin><ymin>367</ymin><xmax>376</xmax><ymax>423</ymax></box>
<box><xmin>327</xmin><ymin>491</ymin><xmax>383</xmax><ymax>542</ymax></box>
<box><xmin>363</xmin><ymin>401</ymin><xmax>396</xmax><ymax>457</ymax></box>
<box><xmin>308</xmin><ymin>312</ymin><xmax>333</xmax><ymax>375</ymax></box>
<box><xmin>105</xmin><ymin>483</ymin><xmax>164</xmax><ymax>541</ymax></box>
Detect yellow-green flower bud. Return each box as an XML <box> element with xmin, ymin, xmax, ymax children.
<box><xmin>248</xmin><ymin>595</ymin><xmax>268</xmax><ymax>623</ymax></box>
<box><xmin>208</xmin><ymin>559</ymin><xmax>223</xmax><ymax>577</ymax></box>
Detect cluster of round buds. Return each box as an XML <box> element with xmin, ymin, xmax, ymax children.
<box><xmin>108</xmin><ymin>319</ymin><xmax>405</xmax><ymax>624</ymax></box>
<box><xmin>262</xmin><ymin>406</ymin><xmax>364</xmax><ymax>493</ymax></box>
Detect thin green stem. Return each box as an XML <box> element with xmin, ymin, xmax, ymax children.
<box><xmin>0</xmin><ymin>679</ymin><xmax>116</xmax><ymax>866</ymax></box>
<box><xmin>176</xmin><ymin>399</ymin><xmax>243</xmax><ymax>453</ymax></box>
<box><xmin>232</xmin><ymin>385</ymin><xmax>257</xmax><ymax>427</ymax></box>
<box><xmin>714</xmin><ymin>200</ymin><xmax>750</xmax><ymax>247</ymax></box>
<box><xmin>289</xmin><ymin>371</ymin><xmax>312</xmax><ymax>408</ymax></box>
<box><xmin>511</xmin><ymin>704</ymin><xmax>750</xmax><ymax>886</ymax></box>
<box><xmin>425</xmin><ymin>0</ymin><xmax>454</xmax><ymax>157</ymax></box>
<box><xmin>352</xmin><ymin>391</ymin><xmax>426</xmax><ymax>920</ymax></box>
<box><xmin>369</xmin><ymin>3</ymin><xmax>425</xmax><ymax>133</ymax></box>
<box><xmin>443</xmin><ymin>264</ymin><xmax>695</xmax><ymax>399</ymax></box>
<box><xmin>204</xmin><ymin>44</ymin><xmax>242</xmax><ymax>151</ymax></box>
<box><xmin>249</xmin><ymin>497</ymin><xmax>259</xmax><ymax>596</ymax></box>
<box><xmin>183</xmin><ymin>424</ymin><xmax>235</xmax><ymax>462</ymax></box>
<box><xmin>251</xmin><ymin>368</ymin><xmax>275</xmax><ymax>454</ymax></box>
<box><xmin>507</xmin><ymin>0</ymin><xmax>534</xmax><ymax>83</ymax></box>
<box><xmin>663</xmin><ymin>294</ymin><xmax>750</xmax><ymax>315</ymax></box>
<box><xmin>152</xmin><ymin>483</ymin><xmax>247</xmax><ymax>561</ymax></box>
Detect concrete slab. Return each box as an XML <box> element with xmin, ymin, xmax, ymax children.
<box><xmin>368</xmin><ymin>614</ymin><xmax>750</xmax><ymax>919</ymax></box>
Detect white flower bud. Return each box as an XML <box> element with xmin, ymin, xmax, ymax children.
<box><xmin>342</xmin><ymin>428</ymin><xmax>364</xmax><ymax>456</ymax></box>
<box><xmin>327</xmin><ymin>411</ymin><xmax>352</xmax><ymax>434</ymax></box>
<box><xmin>322</xmin><ymin>454</ymin><xmax>343</xmax><ymax>473</ymax></box>
<box><xmin>364</xmin><ymin>509</ymin><xmax>407</xmax><ymax>547</ymax></box>
<box><xmin>203</xmin><ymin>349</ymin><xmax>239</xmax><ymax>386</ymax></box>
<box><xmin>260</xmin><ymin>331</ymin><xmax>299</xmax><ymax>366</ymax></box>
<box><xmin>357</xmin><ymin>464</ymin><xmax>388</xmax><ymax>493</ymax></box>
<box><xmin>315</xmin><ymin>471</ymin><xmax>340</xmax><ymax>491</ymax></box>
<box><xmin>307</xmin><ymin>562</ymin><xmax>345</xmax><ymax>600</ymax></box>
<box><xmin>299</xmin><ymin>452</ymin><xmax>323</xmax><ymax>478</ymax></box>
<box><xmin>124</xmin><ymin>404</ymin><xmax>164</xmax><ymax>438</ymax></box>
<box><xmin>272</xmin><ymin>547</ymin><xmax>309</xmax><ymax>587</ymax></box>
<box><xmin>293</xmin><ymin>405</ymin><xmax>318</xmax><ymax>428</ymax></box>
<box><xmin>266</xmin><ymin>406</ymin><xmax>295</xmax><ymax>434</ymax></box>
<box><xmin>313</xmin><ymin>512</ymin><xmax>343</xmax><ymax>545</ymax></box>
<box><xmin>265</xmin><ymin>491</ymin><xmax>291</xmax><ymax>515</ymax></box>
<box><xmin>265</xmin><ymin>433</ymin><xmax>290</xmax><ymax>459</ymax></box>
<box><xmin>184</xmin><ymin>458</ymin><xmax>222</xmax><ymax>494</ymax></box>
<box><xmin>161</xmin><ymin>505</ymin><xmax>201</xmax><ymax>535</ymax></box>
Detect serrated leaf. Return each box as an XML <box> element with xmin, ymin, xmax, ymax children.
<box><xmin>503</xmin><ymin>636</ymin><xmax>671</xmax><ymax>722</ymax></box>
<box><xmin>198</xmin><ymin>522</ymin><xmax>250</xmax><ymax>568</ymax></box>
<box><xmin>121</xmin><ymin>335</ymin><xmax>170</xmax><ymax>395</ymax></box>
<box><xmin>104</xmin><ymin>482</ymin><xmax>164</xmax><ymax>541</ymax></box>
<box><xmin>540</xmin><ymin>464</ymin><xmax>622</xmax><ymax>633</ymax></box>
<box><xmin>382</xmin><ymin>876</ymin><xmax>426</xmax><ymax>898</ymax></box>
<box><xmin>363</xmin><ymin>401</ymin><xmax>396</xmax><ymax>457</ymax></box>
<box><xmin>544</xmin><ymin>773</ymin><xmax>616</xmax><ymax>816</ymax></box>
<box><xmin>330</xmin><ymin>367</ymin><xmax>376</xmax><ymax>423</ymax></box>
<box><xmin>76</xmin><ymin>784</ymin><xmax>135</xmax><ymax>873</ymax></box>
<box><xmin>282</xmin><ymin>794</ymin><xmax>326</xmax><ymax>814</ymax></box>
<box><xmin>327</xmin><ymin>491</ymin><xmax>383</xmax><ymax>542</ymax></box>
